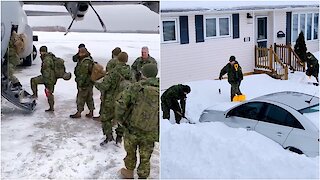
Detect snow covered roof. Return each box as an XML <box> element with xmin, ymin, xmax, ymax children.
<box><xmin>161</xmin><ymin>1</ymin><xmax>319</xmax><ymax>13</ymax></box>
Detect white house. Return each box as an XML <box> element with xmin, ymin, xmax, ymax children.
<box><xmin>160</xmin><ymin>2</ymin><xmax>319</xmax><ymax>89</ymax></box>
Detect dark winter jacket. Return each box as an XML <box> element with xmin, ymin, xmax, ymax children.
<box><xmin>306</xmin><ymin>52</ymin><xmax>319</xmax><ymax>77</ymax></box>
<box><xmin>161</xmin><ymin>84</ymin><xmax>187</xmax><ymax>115</ymax></box>
<box><xmin>219</xmin><ymin>61</ymin><xmax>243</xmax><ymax>84</ymax></box>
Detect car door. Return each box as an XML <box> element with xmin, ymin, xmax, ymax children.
<box><xmin>225</xmin><ymin>102</ymin><xmax>264</xmax><ymax>130</ymax></box>
<box><xmin>255</xmin><ymin>103</ymin><xmax>293</xmax><ymax>145</ymax></box>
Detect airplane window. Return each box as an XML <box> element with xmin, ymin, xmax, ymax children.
<box><xmin>228</xmin><ymin>102</ymin><xmax>264</xmax><ymax>120</ymax></box>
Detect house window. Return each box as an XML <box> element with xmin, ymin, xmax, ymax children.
<box><xmin>292</xmin><ymin>12</ymin><xmax>318</xmax><ymax>42</ymax></box>
<box><xmin>162</xmin><ymin>19</ymin><xmax>178</xmax><ymax>43</ymax></box>
<box><xmin>205</xmin><ymin>16</ymin><xmax>230</xmax><ymax>38</ymax></box>
<box><xmin>314</xmin><ymin>13</ymin><xmax>319</xmax><ymax>39</ymax></box>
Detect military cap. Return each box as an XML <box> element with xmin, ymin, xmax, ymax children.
<box><xmin>118</xmin><ymin>52</ymin><xmax>128</xmax><ymax>63</ymax></box>
<box><xmin>142</xmin><ymin>63</ymin><xmax>158</xmax><ymax>78</ymax></box>
<box><xmin>112</xmin><ymin>47</ymin><xmax>121</xmax><ymax>56</ymax></box>
<box><xmin>39</xmin><ymin>46</ymin><xmax>48</xmax><ymax>52</ymax></box>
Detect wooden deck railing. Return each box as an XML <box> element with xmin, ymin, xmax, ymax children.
<box><xmin>274</xmin><ymin>43</ymin><xmax>305</xmax><ymax>72</ymax></box>
<box><xmin>255</xmin><ymin>45</ymin><xmax>288</xmax><ymax>80</ymax></box>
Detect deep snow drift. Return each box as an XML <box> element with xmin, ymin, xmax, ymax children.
<box><xmin>1</xmin><ymin>31</ymin><xmax>160</xmax><ymax>179</ymax></box>
<box><xmin>161</xmin><ymin>72</ymin><xmax>319</xmax><ymax>179</ymax></box>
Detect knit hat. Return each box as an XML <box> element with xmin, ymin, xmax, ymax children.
<box><xmin>78</xmin><ymin>43</ymin><xmax>85</xmax><ymax>48</ymax></box>
<box><xmin>229</xmin><ymin>56</ymin><xmax>236</xmax><ymax>62</ymax></box>
<box><xmin>117</xmin><ymin>52</ymin><xmax>128</xmax><ymax>63</ymax></box>
<box><xmin>112</xmin><ymin>47</ymin><xmax>121</xmax><ymax>56</ymax></box>
<box><xmin>141</xmin><ymin>64</ymin><xmax>158</xmax><ymax>78</ymax></box>
<box><xmin>182</xmin><ymin>85</ymin><xmax>191</xmax><ymax>93</ymax></box>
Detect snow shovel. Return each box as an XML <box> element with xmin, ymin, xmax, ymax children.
<box><xmin>175</xmin><ymin>111</ymin><xmax>195</xmax><ymax>124</ymax></box>
<box><xmin>232</xmin><ymin>94</ymin><xmax>246</xmax><ymax>102</ymax></box>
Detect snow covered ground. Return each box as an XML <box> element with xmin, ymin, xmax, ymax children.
<box><xmin>1</xmin><ymin>31</ymin><xmax>160</xmax><ymax>179</ymax></box>
<box><xmin>161</xmin><ymin>72</ymin><xmax>319</xmax><ymax>179</ymax></box>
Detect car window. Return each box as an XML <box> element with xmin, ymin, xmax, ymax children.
<box><xmin>260</xmin><ymin>103</ymin><xmax>304</xmax><ymax>129</ymax></box>
<box><xmin>299</xmin><ymin>104</ymin><xmax>319</xmax><ymax>114</ymax></box>
<box><xmin>227</xmin><ymin>102</ymin><xmax>264</xmax><ymax>120</ymax></box>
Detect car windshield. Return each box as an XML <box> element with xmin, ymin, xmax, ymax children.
<box><xmin>299</xmin><ymin>104</ymin><xmax>319</xmax><ymax>114</ymax></box>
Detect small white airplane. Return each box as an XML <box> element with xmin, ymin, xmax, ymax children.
<box><xmin>1</xmin><ymin>1</ymin><xmax>159</xmax><ymax>112</ymax></box>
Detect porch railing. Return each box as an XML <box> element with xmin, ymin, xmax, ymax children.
<box><xmin>274</xmin><ymin>43</ymin><xmax>305</xmax><ymax>72</ymax></box>
<box><xmin>255</xmin><ymin>45</ymin><xmax>288</xmax><ymax>80</ymax></box>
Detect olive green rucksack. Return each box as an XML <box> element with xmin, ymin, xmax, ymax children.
<box><xmin>53</xmin><ymin>56</ymin><xmax>67</xmax><ymax>79</ymax></box>
<box><xmin>130</xmin><ymin>84</ymin><xmax>159</xmax><ymax>132</ymax></box>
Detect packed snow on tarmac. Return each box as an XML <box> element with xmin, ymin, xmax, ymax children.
<box><xmin>161</xmin><ymin>72</ymin><xmax>319</xmax><ymax>179</ymax></box>
<box><xmin>1</xmin><ymin>31</ymin><xmax>160</xmax><ymax>179</ymax></box>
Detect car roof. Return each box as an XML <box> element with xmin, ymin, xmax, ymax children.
<box><xmin>251</xmin><ymin>91</ymin><xmax>319</xmax><ymax>111</ymax></box>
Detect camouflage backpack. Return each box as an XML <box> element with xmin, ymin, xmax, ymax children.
<box><xmin>53</xmin><ymin>56</ymin><xmax>67</xmax><ymax>79</ymax></box>
<box><xmin>130</xmin><ymin>84</ymin><xmax>159</xmax><ymax>132</ymax></box>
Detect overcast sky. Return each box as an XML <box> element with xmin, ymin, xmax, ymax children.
<box><xmin>161</xmin><ymin>0</ymin><xmax>319</xmax><ymax>10</ymax></box>
<box><xmin>23</xmin><ymin>4</ymin><xmax>159</xmax><ymax>32</ymax></box>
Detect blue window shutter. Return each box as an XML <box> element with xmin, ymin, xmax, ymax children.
<box><xmin>232</xmin><ymin>14</ymin><xmax>240</xmax><ymax>39</ymax></box>
<box><xmin>286</xmin><ymin>12</ymin><xmax>292</xmax><ymax>45</ymax></box>
<box><xmin>195</xmin><ymin>15</ymin><xmax>204</xmax><ymax>43</ymax></box>
<box><xmin>179</xmin><ymin>16</ymin><xmax>189</xmax><ymax>44</ymax></box>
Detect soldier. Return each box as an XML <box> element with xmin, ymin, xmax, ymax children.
<box><xmin>95</xmin><ymin>52</ymin><xmax>131</xmax><ymax>145</ymax></box>
<box><xmin>93</xmin><ymin>47</ymin><xmax>122</xmax><ymax>121</ymax></box>
<box><xmin>72</xmin><ymin>43</ymin><xmax>86</xmax><ymax>62</ymax></box>
<box><xmin>161</xmin><ymin>84</ymin><xmax>191</xmax><ymax>124</ymax></box>
<box><xmin>219</xmin><ymin>55</ymin><xmax>243</xmax><ymax>101</ymax></box>
<box><xmin>30</xmin><ymin>46</ymin><xmax>57</xmax><ymax>112</ymax></box>
<box><xmin>4</xmin><ymin>31</ymin><xmax>23</xmax><ymax>90</ymax></box>
<box><xmin>70</xmin><ymin>47</ymin><xmax>95</xmax><ymax>118</ymax></box>
<box><xmin>115</xmin><ymin>63</ymin><xmax>159</xmax><ymax>179</ymax></box>
<box><xmin>131</xmin><ymin>46</ymin><xmax>157</xmax><ymax>82</ymax></box>
<box><xmin>305</xmin><ymin>52</ymin><xmax>319</xmax><ymax>85</ymax></box>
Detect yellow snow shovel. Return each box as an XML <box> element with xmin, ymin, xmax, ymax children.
<box><xmin>233</xmin><ymin>94</ymin><xmax>246</xmax><ymax>102</ymax></box>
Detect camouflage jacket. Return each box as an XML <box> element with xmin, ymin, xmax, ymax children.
<box><xmin>219</xmin><ymin>61</ymin><xmax>243</xmax><ymax>84</ymax></box>
<box><xmin>73</xmin><ymin>52</ymin><xmax>92</xmax><ymax>62</ymax></box>
<box><xmin>8</xmin><ymin>37</ymin><xmax>20</xmax><ymax>66</ymax></box>
<box><xmin>115</xmin><ymin>77</ymin><xmax>159</xmax><ymax>139</ymax></box>
<box><xmin>131</xmin><ymin>56</ymin><xmax>157</xmax><ymax>81</ymax></box>
<box><xmin>41</xmin><ymin>52</ymin><xmax>57</xmax><ymax>85</ymax></box>
<box><xmin>106</xmin><ymin>57</ymin><xmax>119</xmax><ymax>72</ymax></box>
<box><xmin>74</xmin><ymin>56</ymin><xmax>94</xmax><ymax>87</ymax></box>
<box><xmin>161</xmin><ymin>84</ymin><xmax>187</xmax><ymax>114</ymax></box>
<box><xmin>95</xmin><ymin>62</ymin><xmax>131</xmax><ymax>101</ymax></box>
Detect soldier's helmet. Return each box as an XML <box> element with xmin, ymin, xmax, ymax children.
<box><xmin>118</xmin><ymin>52</ymin><xmax>128</xmax><ymax>63</ymax></box>
<box><xmin>112</xmin><ymin>47</ymin><xmax>122</xmax><ymax>56</ymax></box>
<box><xmin>141</xmin><ymin>64</ymin><xmax>158</xmax><ymax>78</ymax></box>
<box><xmin>182</xmin><ymin>85</ymin><xmax>191</xmax><ymax>94</ymax></box>
<box><xmin>40</xmin><ymin>46</ymin><xmax>48</xmax><ymax>52</ymax></box>
<box><xmin>62</xmin><ymin>72</ymin><xmax>72</xmax><ymax>80</ymax></box>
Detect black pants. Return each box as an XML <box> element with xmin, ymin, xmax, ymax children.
<box><xmin>161</xmin><ymin>100</ymin><xmax>182</xmax><ymax>124</ymax></box>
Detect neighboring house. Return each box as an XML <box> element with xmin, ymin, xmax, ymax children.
<box><xmin>160</xmin><ymin>3</ymin><xmax>319</xmax><ymax>89</ymax></box>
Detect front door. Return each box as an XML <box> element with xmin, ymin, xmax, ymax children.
<box><xmin>257</xmin><ymin>17</ymin><xmax>267</xmax><ymax>47</ymax></box>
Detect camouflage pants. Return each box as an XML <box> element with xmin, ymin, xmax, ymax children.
<box><xmin>230</xmin><ymin>81</ymin><xmax>242</xmax><ymax>101</ymax></box>
<box><xmin>76</xmin><ymin>86</ymin><xmax>95</xmax><ymax>112</ymax></box>
<box><xmin>161</xmin><ymin>99</ymin><xmax>182</xmax><ymax>123</ymax></box>
<box><xmin>30</xmin><ymin>75</ymin><xmax>55</xmax><ymax>108</ymax></box>
<box><xmin>124</xmin><ymin>131</ymin><xmax>155</xmax><ymax>179</ymax></box>
<box><xmin>101</xmin><ymin>97</ymin><xmax>124</xmax><ymax>137</ymax></box>
<box><xmin>8</xmin><ymin>63</ymin><xmax>19</xmax><ymax>84</ymax></box>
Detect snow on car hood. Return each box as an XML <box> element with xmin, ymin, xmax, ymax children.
<box><xmin>205</xmin><ymin>102</ymin><xmax>241</xmax><ymax>112</ymax></box>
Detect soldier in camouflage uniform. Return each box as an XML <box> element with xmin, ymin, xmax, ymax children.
<box><xmin>3</xmin><ymin>31</ymin><xmax>23</xmax><ymax>89</ymax></box>
<box><xmin>30</xmin><ymin>46</ymin><xmax>57</xmax><ymax>112</ymax></box>
<box><xmin>115</xmin><ymin>63</ymin><xmax>159</xmax><ymax>179</ymax></box>
<box><xmin>219</xmin><ymin>56</ymin><xmax>243</xmax><ymax>101</ymax></box>
<box><xmin>131</xmin><ymin>46</ymin><xmax>157</xmax><ymax>82</ymax></box>
<box><xmin>161</xmin><ymin>84</ymin><xmax>191</xmax><ymax>124</ymax></box>
<box><xmin>95</xmin><ymin>52</ymin><xmax>131</xmax><ymax>145</ymax></box>
<box><xmin>305</xmin><ymin>52</ymin><xmax>319</xmax><ymax>84</ymax></box>
<box><xmin>93</xmin><ymin>47</ymin><xmax>122</xmax><ymax>121</ymax></box>
<box><xmin>70</xmin><ymin>47</ymin><xmax>95</xmax><ymax>118</ymax></box>
<box><xmin>72</xmin><ymin>43</ymin><xmax>85</xmax><ymax>62</ymax></box>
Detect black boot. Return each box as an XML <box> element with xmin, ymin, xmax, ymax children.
<box><xmin>100</xmin><ymin>134</ymin><xmax>114</xmax><ymax>146</ymax></box>
<box><xmin>116</xmin><ymin>135</ymin><xmax>122</xmax><ymax>144</ymax></box>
